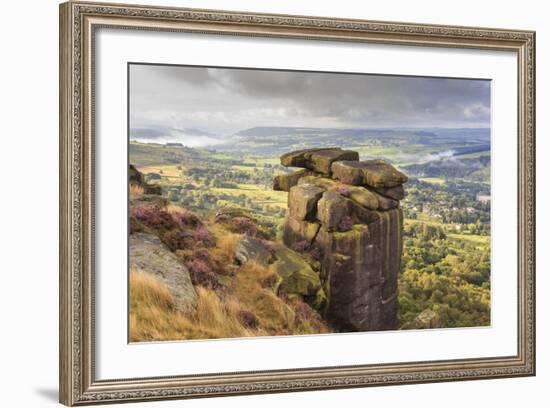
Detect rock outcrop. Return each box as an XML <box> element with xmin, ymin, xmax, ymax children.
<box><xmin>275</xmin><ymin>148</ymin><xmax>407</xmax><ymax>332</ymax></box>
<box><xmin>234</xmin><ymin>236</ymin><xmax>273</xmax><ymax>265</ymax></box>
<box><xmin>130</xmin><ymin>232</ymin><xmax>197</xmax><ymax>313</ymax></box>
<box><xmin>129</xmin><ymin>164</ymin><xmax>162</xmax><ymax>195</ymax></box>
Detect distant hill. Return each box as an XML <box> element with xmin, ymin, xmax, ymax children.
<box><xmin>217</xmin><ymin>126</ymin><xmax>490</xmax><ymax>161</ymax></box>
<box><xmin>129</xmin><ymin>141</ymin><xmax>209</xmax><ymax>166</ymax></box>
<box><xmin>129</xmin><ymin>126</ymin><xmax>491</xmax><ymax>169</ymax></box>
<box><xmin>403</xmin><ymin>155</ymin><xmax>490</xmax><ymax>183</ymax></box>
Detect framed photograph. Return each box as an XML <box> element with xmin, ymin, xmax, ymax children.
<box><xmin>59</xmin><ymin>1</ymin><xmax>536</xmax><ymax>405</ymax></box>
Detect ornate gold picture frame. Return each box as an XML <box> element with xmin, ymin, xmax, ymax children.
<box><xmin>59</xmin><ymin>1</ymin><xmax>535</xmax><ymax>405</ymax></box>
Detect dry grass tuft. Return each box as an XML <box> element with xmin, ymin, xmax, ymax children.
<box><xmin>129</xmin><ymin>183</ymin><xmax>145</xmax><ymax>197</ymax></box>
<box><xmin>165</xmin><ymin>204</ymin><xmax>186</xmax><ymax>215</ymax></box>
<box><xmin>129</xmin><ymin>213</ymin><xmax>331</xmax><ymax>342</ymax></box>
<box><xmin>130</xmin><ymin>269</ymin><xmax>256</xmax><ymax>342</ymax></box>
<box><xmin>207</xmin><ymin>227</ymin><xmax>241</xmax><ymax>271</ymax></box>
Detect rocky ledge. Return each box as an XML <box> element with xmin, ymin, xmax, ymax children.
<box><xmin>275</xmin><ymin>148</ymin><xmax>408</xmax><ymax>332</ymax></box>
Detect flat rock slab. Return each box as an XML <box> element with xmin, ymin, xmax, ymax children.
<box><xmin>372</xmin><ymin>189</ymin><xmax>399</xmax><ymax>210</ymax></box>
<box><xmin>331</xmin><ymin>160</ymin><xmax>408</xmax><ymax>188</ymax></box>
<box><xmin>130</xmin><ymin>232</ymin><xmax>197</xmax><ymax>313</ymax></box>
<box><xmin>345</xmin><ymin>185</ymin><xmax>379</xmax><ymax>210</ymax></box>
<box><xmin>280</xmin><ymin>148</ymin><xmax>359</xmax><ymax>175</ymax></box>
<box><xmin>374</xmin><ymin>185</ymin><xmax>406</xmax><ymax>201</ymax></box>
<box><xmin>234</xmin><ymin>236</ymin><xmax>273</xmax><ymax>265</ymax></box>
<box><xmin>288</xmin><ymin>184</ymin><xmax>325</xmax><ymax>221</ymax></box>
<box><xmin>298</xmin><ymin>175</ymin><xmax>337</xmax><ymax>190</ymax></box>
<box><xmin>273</xmin><ymin>169</ymin><xmax>317</xmax><ymax>192</ymax></box>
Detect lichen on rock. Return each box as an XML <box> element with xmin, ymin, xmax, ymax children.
<box><xmin>270</xmin><ymin>244</ymin><xmax>326</xmax><ymax>310</ymax></box>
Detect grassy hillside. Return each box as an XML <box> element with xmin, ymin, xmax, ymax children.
<box><xmin>129</xmin><ymin>198</ymin><xmax>330</xmax><ymax>342</ymax></box>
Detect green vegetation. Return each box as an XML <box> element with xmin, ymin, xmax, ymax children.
<box><xmin>130</xmin><ymin>128</ymin><xmax>491</xmax><ymax>331</ymax></box>
<box><xmin>419</xmin><ymin>177</ymin><xmax>445</xmax><ymax>185</ymax></box>
<box><xmin>399</xmin><ymin>222</ymin><xmax>490</xmax><ymax>328</ymax></box>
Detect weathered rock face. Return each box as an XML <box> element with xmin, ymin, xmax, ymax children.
<box><xmin>129</xmin><ymin>164</ymin><xmax>163</xmax><ymax>195</ymax></box>
<box><xmin>235</xmin><ymin>236</ymin><xmax>273</xmax><ymax>265</ymax></box>
<box><xmin>270</xmin><ymin>244</ymin><xmax>326</xmax><ymax>310</ymax></box>
<box><xmin>130</xmin><ymin>233</ymin><xmax>197</xmax><ymax>313</ymax></box>
<box><xmin>331</xmin><ymin>160</ymin><xmax>408</xmax><ymax>188</ymax></box>
<box><xmin>273</xmin><ymin>169</ymin><xmax>318</xmax><ymax>192</ymax></box>
<box><xmin>277</xmin><ymin>148</ymin><xmax>407</xmax><ymax>332</ymax></box>
<box><xmin>288</xmin><ymin>184</ymin><xmax>325</xmax><ymax>221</ymax></box>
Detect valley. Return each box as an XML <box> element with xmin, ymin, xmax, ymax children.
<box><xmin>129</xmin><ymin>126</ymin><xmax>491</xmax><ymax>331</ymax></box>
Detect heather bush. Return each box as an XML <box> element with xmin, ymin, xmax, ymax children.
<box><xmin>162</xmin><ymin>230</ymin><xmax>193</xmax><ymax>251</ymax></box>
<box><xmin>338</xmin><ymin>215</ymin><xmax>354</xmax><ymax>232</ymax></box>
<box><xmin>292</xmin><ymin>299</ymin><xmax>324</xmax><ymax>331</ymax></box>
<box><xmin>259</xmin><ymin>239</ymin><xmax>275</xmax><ymax>253</ymax></box>
<box><xmin>193</xmin><ymin>226</ymin><xmax>215</xmax><ymax>247</ymax></box>
<box><xmin>131</xmin><ymin>205</ymin><xmax>177</xmax><ymax>231</ymax></box>
<box><xmin>233</xmin><ymin>217</ymin><xmax>259</xmax><ymax>235</ymax></box>
<box><xmin>172</xmin><ymin>210</ymin><xmax>202</xmax><ymax>228</ymax></box>
<box><xmin>193</xmin><ymin>247</ymin><xmax>211</xmax><ymax>261</ymax></box>
<box><xmin>293</xmin><ymin>300</ymin><xmax>314</xmax><ymax>322</ymax></box>
<box><xmin>185</xmin><ymin>259</ymin><xmax>219</xmax><ymax>289</ymax></box>
<box><xmin>291</xmin><ymin>240</ymin><xmax>310</xmax><ymax>253</ymax></box>
<box><xmin>238</xmin><ymin>310</ymin><xmax>258</xmax><ymax>329</ymax></box>
<box><xmin>308</xmin><ymin>244</ymin><xmax>323</xmax><ymax>261</ymax></box>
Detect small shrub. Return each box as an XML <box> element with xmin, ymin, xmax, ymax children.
<box><xmin>233</xmin><ymin>217</ymin><xmax>259</xmax><ymax>235</ymax></box>
<box><xmin>308</xmin><ymin>244</ymin><xmax>323</xmax><ymax>261</ymax></box>
<box><xmin>172</xmin><ymin>210</ymin><xmax>202</xmax><ymax>228</ymax></box>
<box><xmin>260</xmin><ymin>239</ymin><xmax>275</xmax><ymax>253</ymax></box>
<box><xmin>131</xmin><ymin>205</ymin><xmax>177</xmax><ymax>231</ymax></box>
<box><xmin>238</xmin><ymin>310</ymin><xmax>259</xmax><ymax>329</ymax></box>
<box><xmin>162</xmin><ymin>230</ymin><xmax>193</xmax><ymax>251</ymax></box>
<box><xmin>185</xmin><ymin>259</ymin><xmax>219</xmax><ymax>289</ymax></box>
<box><xmin>338</xmin><ymin>215</ymin><xmax>354</xmax><ymax>232</ymax></box>
<box><xmin>193</xmin><ymin>247</ymin><xmax>211</xmax><ymax>261</ymax></box>
<box><xmin>291</xmin><ymin>240</ymin><xmax>310</xmax><ymax>253</ymax></box>
<box><xmin>292</xmin><ymin>299</ymin><xmax>325</xmax><ymax>332</ymax></box>
<box><xmin>193</xmin><ymin>226</ymin><xmax>215</xmax><ymax>247</ymax></box>
<box><xmin>129</xmin><ymin>183</ymin><xmax>145</xmax><ymax>197</ymax></box>
<box><xmin>293</xmin><ymin>300</ymin><xmax>314</xmax><ymax>322</ymax></box>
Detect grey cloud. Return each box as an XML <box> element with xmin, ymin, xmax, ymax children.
<box><xmin>129</xmin><ymin>64</ymin><xmax>490</xmax><ymax>136</ymax></box>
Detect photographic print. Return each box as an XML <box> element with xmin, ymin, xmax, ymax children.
<box><xmin>128</xmin><ymin>64</ymin><xmax>491</xmax><ymax>342</ymax></box>
<box><xmin>60</xmin><ymin>4</ymin><xmax>535</xmax><ymax>403</ymax></box>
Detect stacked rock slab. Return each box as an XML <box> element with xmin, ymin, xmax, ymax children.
<box><xmin>275</xmin><ymin>148</ymin><xmax>408</xmax><ymax>332</ymax></box>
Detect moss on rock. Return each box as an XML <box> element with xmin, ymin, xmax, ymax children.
<box><xmin>270</xmin><ymin>245</ymin><xmax>324</xmax><ymax>310</ymax></box>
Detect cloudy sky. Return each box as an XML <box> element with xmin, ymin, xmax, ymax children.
<box><xmin>129</xmin><ymin>63</ymin><xmax>490</xmax><ymax>144</ymax></box>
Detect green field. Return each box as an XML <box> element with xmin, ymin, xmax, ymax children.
<box><xmin>212</xmin><ymin>184</ymin><xmax>288</xmax><ymax>209</ymax></box>
<box><xmin>419</xmin><ymin>177</ymin><xmax>446</xmax><ymax>185</ymax></box>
